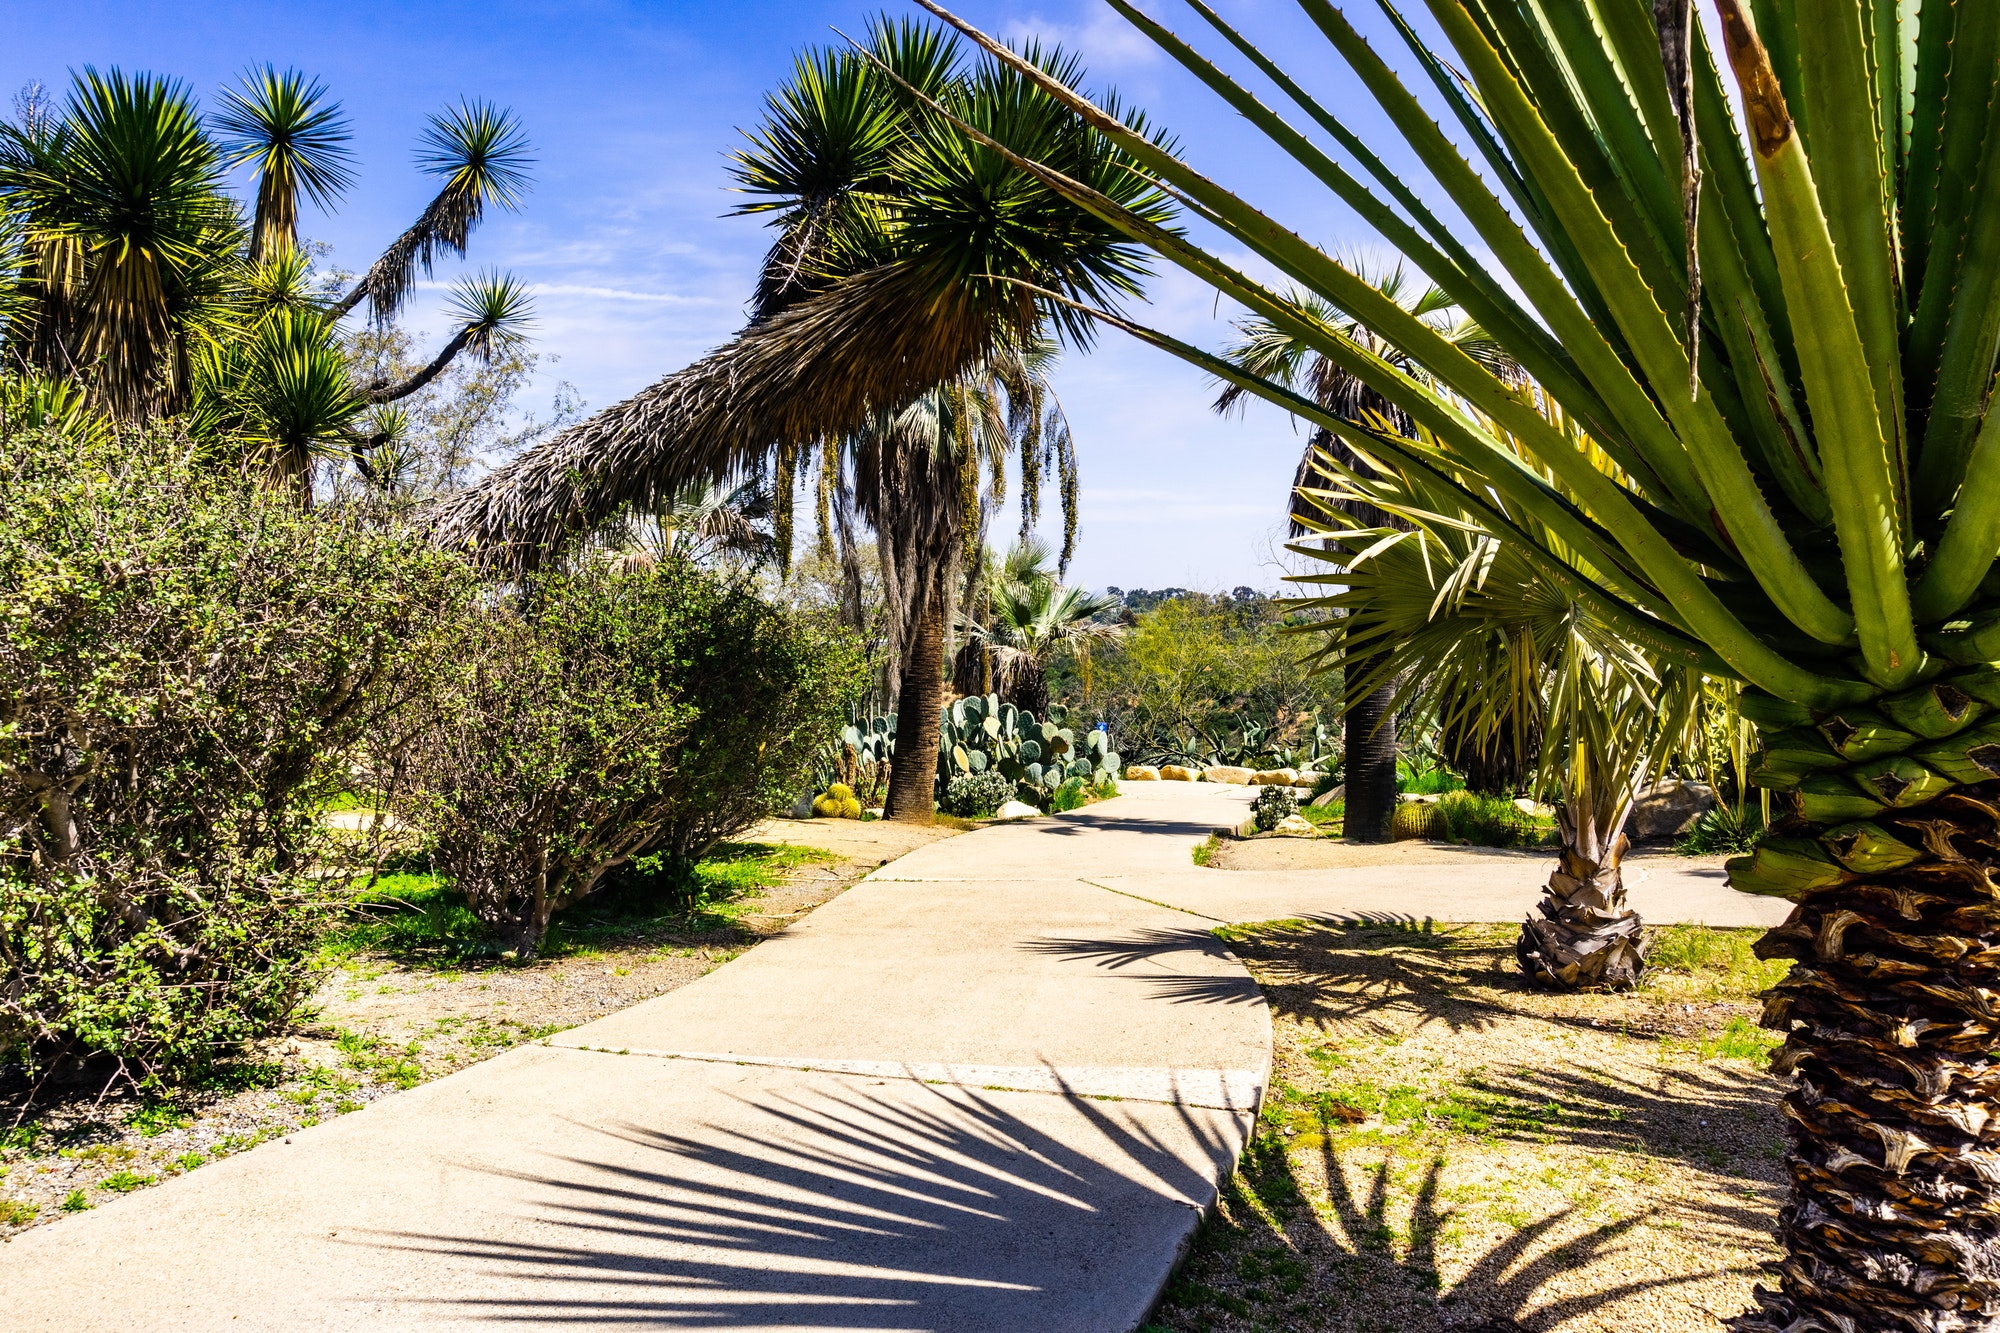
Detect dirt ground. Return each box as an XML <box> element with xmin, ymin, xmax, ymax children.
<box><xmin>0</xmin><ymin>815</ymin><xmax>955</xmax><ymax>1238</ymax></box>
<box><xmin>1212</xmin><ymin>834</ymin><xmax>1732</xmax><ymax>879</ymax></box>
<box><xmin>1147</xmin><ymin>919</ymin><xmax>1788</xmax><ymax>1333</ymax></box>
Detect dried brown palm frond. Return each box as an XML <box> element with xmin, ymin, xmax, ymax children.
<box><xmin>426</xmin><ymin>257</ymin><xmax>1032</xmax><ymax>569</ymax></box>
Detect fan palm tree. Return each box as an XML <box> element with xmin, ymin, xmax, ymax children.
<box><xmin>1217</xmin><ymin>266</ymin><xmax>1518</xmax><ymax>838</ymax></box>
<box><xmin>961</xmin><ymin>536</ymin><xmax>1123</xmax><ymax>715</ymax></box>
<box><xmin>428</xmin><ymin>19</ymin><xmax>1169</xmax><ymax>823</ymax></box>
<box><xmin>1293</xmin><ymin>449</ymin><xmax>1699</xmax><ymax>988</ymax></box>
<box><xmin>918</xmin><ymin>0</ymin><xmax>2000</xmax><ymax>1321</ymax></box>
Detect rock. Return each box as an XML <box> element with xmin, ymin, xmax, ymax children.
<box><xmin>1627</xmin><ymin>779</ymin><xmax>1715</xmax><ymax>841</ymax></box>
<box><xmin>788</xmin><ymin>791</ymin><xmax>816</xmax><ymax>819</ymax></box>
<box><xmin>1513</xmin><ymin>797</ymin><xmax>1555</xmax><ymax>818</ymax></box>
<box><xmin>1123</xmin><ymin>765</ymin><xmax>1161</xmax><ymax>781</ymax></box>
<box><xmin>1250</xmin><ymin>768</ymin><xmax>1299</xmax><ymax>786</ymax></box>
<box><xmin>1273</xmin><ymin>813</ymin><xmax>1317</xmax><ymax>837</ymax></box>
<box><xmin>1204</xmin><ymin>765</ymin><xmax>1254</xmax><ymax>785</ymax></box>
<box><xmin>996</xmin><ymin>800</ymin><xmax>1042</xmax><ymax>819</ymax></box>
<box><xmin>1159</xmin><ymin>764</ymin><xmax>1196</xmax><ymax>781</ymax></box>
<box><xmin>1310</xmin><ymin>785</ymin><xmax>1344</xmax><ymax>808</ymax></box>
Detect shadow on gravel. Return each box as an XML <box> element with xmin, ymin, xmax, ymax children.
<box><xmin>369</xmin><ymin>1077</ymin><xmax>1244</xmax><ymax>1328</ymax></box>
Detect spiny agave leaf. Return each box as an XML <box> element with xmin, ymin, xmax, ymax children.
<box><xmin>1879</xmin><ymin>681</ymin><xmax>1984</xmax><ymax>740</ymax></box>
<box><xmin>1791</xmin><ymin>773</ymin><xmax>1887</xmax><ymax>822</ymax></box>
<box><xmin>1741</xmin><ymin>688</ymin><xmax>1815</xmax><ymax>729</ymax></box>
<box><xmin>1910</xmin><ymin>721</ymin><xmax>2000</xmax><ymax>785</ymax></box>
<box><xmin>1847</xmin><ymin>755</ymin><xmax>1953</xmax><ymax>809</ymax></box>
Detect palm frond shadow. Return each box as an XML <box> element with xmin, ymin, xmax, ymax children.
<box><xmin>350</xmin><ymin>1074</ymin><xmax>1243</xmax><ymax>1327</ymax></box>
<box><xmin>1017</xmin><ymin>926</ymin><xmax>1265</xmax><ymax>1006</ymax></box>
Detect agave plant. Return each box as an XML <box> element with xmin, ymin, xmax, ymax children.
<box><xmin>914</xmin><ymin>0</ymin><xmax>2000</xmax><ymax>1323</ymax></box>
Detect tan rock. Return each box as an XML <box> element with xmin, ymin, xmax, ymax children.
<box><xmin>1250</xmin><ymin>768</ymin><xmax>1300</xmax><ymax>786</ymax></box>
<box><xmin>1273</xmin><ymin>813</ymin><xmax>1318</xmax><ymax>837</ymax></box>
<box><xmin>1310</xmin><ymin>785</ymin><xmax>1344</xmax><ymax>808</ymax></box>
<box><xmin>1159</xmin><ymin>764</ymin><xmax>1196</xmax><ymax>782</ymax></box>
<box><xmin>1204</xmin><ymin>765</ymin><xmax>1253</xmax><ymax>785</ymax></box>
<box><xmin>1122</xmin><ymin>764</ymin><xmax>1161</xmax><ymax>781</ymax></box>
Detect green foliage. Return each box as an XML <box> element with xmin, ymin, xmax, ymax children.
<box><xmin>1066</xmin><ymin>593</ymin><xmax>1335</xmax><ymax>770</ymax></box>
<box><xmin>941</xmin><ymin>770</ymin><xmax>1014</xmax><ymax>818</ymax></box>
<box><xmin>935</xmin><ymin>694</ymin><xmax>1117</xmax><ymax>808</ymax></box>
<box><xmin>400</xmin><ymin>566</ymin><xmax>697</xmax><ymax>957</ymax></box>
<box><xmin>1047</xmin><ymin>776</ymin><xmax>1089</xmax><ymax>813</ymax></box>
<box><xmin>1251</xmin><ymin>784</ymin><xmax>1297</xmax><ymax>832</ymax></box>
<box><xmin>1646</xmin><ymin>925</ymin><xmax>1791</xmax><ymax>1001</ymax></box>
<box><xmin>0</xmin><ymin>1199</ymin><xmax>38</xmax><ymax>1226</ymax></box>
<box><xmin>0</xmin><ymin>427</ymin><xmax>467</xmax><ymax>1084</ymax></box>
<box><xmin>622</xmin><ymin>561</ymin><xmax>863</xmax><ymax>868</ymax></box>
<box><xmin>1434</xmin><ymin>791</ymin><xmax>1551</xmax><ymax>848</ymax></box>
<box><xmin>1677</xmin><ymin>803</ymin><xmax>1767</xmax><ymax>855</ymax></box>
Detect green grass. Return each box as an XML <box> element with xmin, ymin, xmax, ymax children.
<box><xmin>1298</xmin><ymin>799</ymin><xmax>1342</xmax><ymax>827</ymax></box>
<box><xmin>127</xmin><ymin>1103</ymin><xmax>193</xmax><ymax>1137</ymax></box>
<box><xmin>1192</xmin><ymin>834</ymin><xmax>1220</xmax><ymax>867</ymax></box>
<box><xmin>58</xmin><ymin>1189</ymin><xmax>89</xmax><ymax>1213</ymax></box>
<box><xmin>322</xmin><ymin>842</ymin><xmax>834</xmax><ymax>965</ymax></box>
<box><xmin>1646</xmin><ymin>925</ymin><xmax>1790</xmax><ymax>1000</ymax></box>
<box><xmin>98</xmin><ymin>1170</ymin><xmax>155</xmax><ymax>1193</ymax></box>
<box><xmin>0</xmin><ymin>1199</ymin><xmax>37</xmax><ymax>1225</ymax></box>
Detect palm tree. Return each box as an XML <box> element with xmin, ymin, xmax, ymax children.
<box><xmin>1216</xmin><ymin>266</ymin><xmax>1517</xmax><ymax>839</ymax></box>
<box><xmin>428</xmin><ymin>20</ymin><xmax>1168</xmax><ymax>824</ymax></box>
<box><xmin>1293</xmin><ymin>453</ymin><xmax>1698</xmax><ymax>989</ymax></box>
<box><xmin>919</xmin><ymin>0</ymin><xmax>2000</xmax><ymax>1321</ymax></box>
<box><xmin>961</xmin><ymin>536</ymin><xmax>1123</xmax><ymax>715</ymax></box>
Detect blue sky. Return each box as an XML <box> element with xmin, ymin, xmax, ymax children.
<box><xmin>3</xmin><ymin>1</ymin><xmax>1462</xmax><ymax>592</ymax></box>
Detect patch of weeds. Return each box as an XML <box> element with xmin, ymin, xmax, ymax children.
<box><xmin>1647</xmin><ymin>925</ymin><xmax>1790</xmax><ymax>1000</ymax></box>
<box><xmin>212</xmin><ymin>1129</ymin><xmax>275</xmax><ymax>1157</ymax></box>
<box><xmin>0</xmin><ymin>1198</ymin><xmax>38</xmax><ymax>1225</ymax></box>
<box><xmin>321</xmin><ymin>873</ymin><xmax>481</xmax><ymax>965</ymax></box>
<box><xmin>128</xmin><ymin>1103</ymin><xmax>193</xmax><ymax>1137</ymax></box>
<box><xmin>194</xmin><ymin>1059</ymin><xmax>286</xmax><ymax>1093</ymax></box>
<box><xmin>59</xmin><ymin>1189</ymin><xmax>90</xmax><ymax>1212</ymax></box>
<box><xmin>59</xmin><ymin>1143</ymin><xmax>136</xmax><ymax>1165</ymax></box>
<box><xmin>173</xmin><ymin>1151</ymin><xmax>206</xmax><ymax>1171</ymax></box>
<box><xmin>98</xmin><ymin>1170</ymin><xmax>155</xmax><ymax>1193</ymax></box>
<box><xmin>1666</xmin><ymin>1014</ymin><xmax>1784</xmax><ymax>1068</ymax></box>
<box><xmin>0</xmin><ymin>1125</ymin><xmax>39</xmax><ymax>1154</ymax></box>
<box><xmin>1192</xmin><ymin>834</ymin><xmax>1220</xmax><ymax>867</ymax></box>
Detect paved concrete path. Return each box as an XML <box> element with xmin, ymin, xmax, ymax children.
<box><xmin>0</xmin><ymin>782</ymin><xmax>1787</xmax><ymax>1331</ymax></box>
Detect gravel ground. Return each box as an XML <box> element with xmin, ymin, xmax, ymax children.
<box><xmin>1147</xmin><ymin>919</ymin><xmax>1788</xmax><ymax>1333</ymax></box>
<box><xmin>0</xmin><ymin>816</ymin><xmax>955</xmax><ymax>1238</ymax></box>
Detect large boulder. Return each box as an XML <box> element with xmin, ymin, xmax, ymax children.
<box><xmin>1272</xmin><ymin>813</ymin><xmax>1317</xmax><ymax>837</ymax></box>
<box><xmin>1123</xmin><ymin>764</ymin><xmax>1161</xmax><ymax>781</ymax></box>
<box><xmin>1159</xmin><ymin>764</ymin><xmax>1196</xmax><ymax>781</ymax></box>
<box><xmin>1250</xmin><ymin>767</ymin><xmax>1300</xmax><ymax>786</ymax></box>
<box><xmin>1205</xmin><ymin>765</ymin><xmax>1254</xmax><ymax>785</ymax></box>
<box><xmin>996</xmin><ymin>799</ymin><xmax>1042</xmax><ymax>819</ymax></box>
<box><xmin>1628</xmin><ymin>780</ymin><xmax>1716</xmax><ymax>841</ymax></box>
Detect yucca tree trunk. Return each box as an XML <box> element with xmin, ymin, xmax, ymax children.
<box><xmin>1343</xmin><ymin>669</ymin><xmax>1397</xmax><ymax>843</ymax></box>
<box><xmin>885</xmin><ymin>592</ymin><xmax>946</xmax><ymax>824</ymax></box>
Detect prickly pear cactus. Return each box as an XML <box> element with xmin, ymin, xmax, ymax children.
<box><xmin>932</xmin><ymin>699</ymin><xmax>1119</xmax><ymax>807</ymax></box>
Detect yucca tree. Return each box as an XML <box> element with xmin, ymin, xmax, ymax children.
<box><xmin>916</xmin><ymin>0</ymin><xmax>2000</xmax><ymax>1323</ymax></box>
<box><xmin>429</xmin><ymin>19</ymin><xmax>1167</xmax><ymax>823</ymax></box>
<box><xmin>1217</xmin><ymin>262</ymin><xmax>1518</xmax><ymax>839</ymax></box>
<box><xmin>0</xmin><ymin>68</ymin><xmax>236</xmax><ymax>417</ymax></box>
<box><xmin>211</xmin><ymin>66</ymin><xmax>355</xmax><ymax>263</ymax></box>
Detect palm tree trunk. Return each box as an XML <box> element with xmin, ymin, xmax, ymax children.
<box><xmin>885</xmin><ymin>592</ymin><xmax>945</xmax><ymax>823</ymax></box>
<box><xmin>1517</xmin><ymin>810</ymin><xmax>1646</xmax><ymax>990</ymax></box>
<box><xmin>1343</xmin><ymin>671</ymin><xmax>1398</xmax><ymax>843</ymax></box>
<box><xmin>1731</xmin><ymin>790</ymin><xmax>2000</xmax><ymax>1331</ymax></box>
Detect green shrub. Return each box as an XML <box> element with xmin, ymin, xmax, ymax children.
<box><xmin>1434</xmin><ymin>791</ymin><xmax>1550</xmax><ymax>847</ymax></box>
<box><xmin>1048</xmin><ymin>776</ymin><xmax>1090</xmax><ymax>813</ymax></box>
<box><xmin>942</xmin><ymin>771</ymin><xmax>1015</xmax><ymax>818</ymax></box>
<box><xmin>0</xmin><ymin>428</ymin><xmax>467</xmax><ymax>1085</ymax></box>
<box><xmin>401</xmin><ymin>568</ymin><xmax>697</xmax><ymax>956</ymax></box>
<box><xmin>623</xmin><ymin>561</ymin><xmax>862</xmax><ymax>871</ymax></box>
<box><xmin>1252</xmin><ymin>785</ymin><xmax>1298</xmax><ymax>831</ymax></box>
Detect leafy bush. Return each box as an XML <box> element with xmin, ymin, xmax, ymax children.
<box><xmin>1434</xmin><ymin>791</ymin><xmax>1550</xmax><ymax>847</ymax></box>
<box><xmin>400</xmin><ymin>568</ymin><xmax>696</xmax><ymax>956</ymax></box>
<box><xmin>0</xmin><ymin>428</ymin><xmax>467</xmax><ymax>1084</ymax></box>
<box><xmin>1048</xmin><ymin>776</ymin><xmax>1089</xmax><ymax>813</ymax></box>
<box><xmin>941</xmin><ymin>771</ymin><xmax>1015</xmax><ymax>818</ymax></box>
<box><xmin>623</xmin><ymin>561</ymin><xmax>862</xmax><ymax>870</ymax></box>
<box><xmin>1252</xmin><ymin>784</ymin><xmax>1298</xmax><ymax>831</ymax></box>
